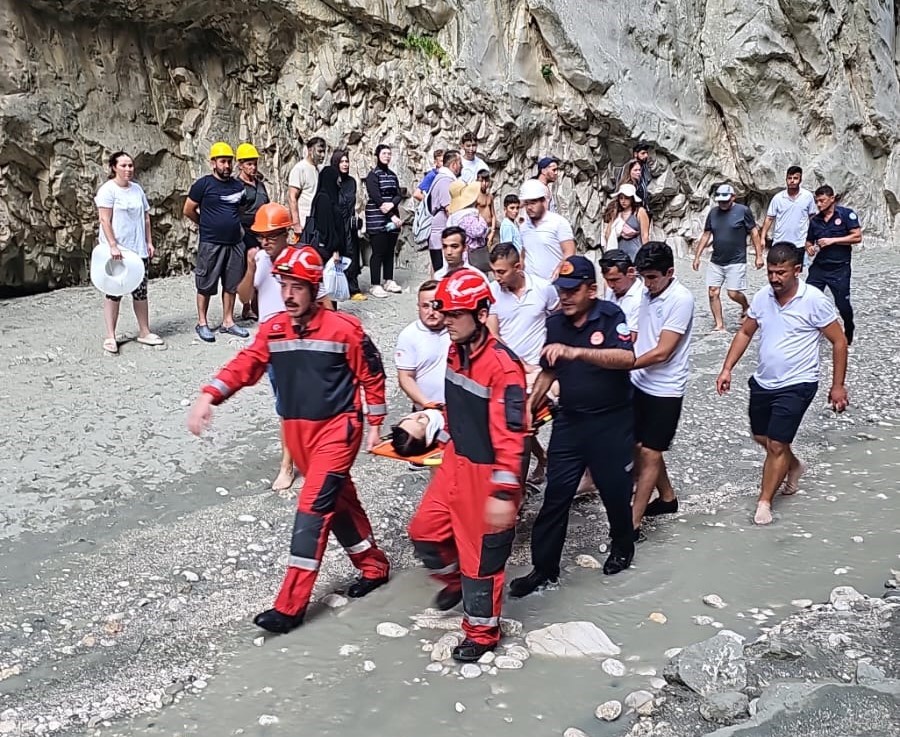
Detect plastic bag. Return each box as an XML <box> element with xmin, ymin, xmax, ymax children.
<box><xmin>323</xmin><ymin>256</ymin><xmax>352</xmax><ymax>301</ymax></box>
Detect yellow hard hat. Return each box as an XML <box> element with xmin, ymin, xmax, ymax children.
<box><xmin>236</xmin><ymin>143</ymin><xmax>260</xmax><ymax>161</ymax></box>
<box><xmin>209</xmin><ymin>141</ymin><xmax>234</xmax><ymax>159</ymax></box>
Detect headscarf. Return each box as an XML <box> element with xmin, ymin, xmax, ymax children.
<box><xmin>374</xmin><ymin>144</ymin><xmax>392</xmax><ymax>171</ymax></box>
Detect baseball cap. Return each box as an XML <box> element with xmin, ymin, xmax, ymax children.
<box><xmin>714</xmin><ymin>184</ymin><xmax>735</xmax><ymax>202</ymax></box>
<box><xmin>519</xmin><ymin>178</ymin><xmax>548</xmax><ymax>201</ymax></box>
<box><xmin>553</xmin><ymin>255</ymin><xmax>596</xmax><ymax>289</ymax></box>
<box><xmin>633</xmin><ymin>141</ymin><xmax>651</xmax><ymax>152</ymax></box>
<box><xmin>537</xmin><ymin>156</ymin><xmax>559</xmax><ymax>172</ymax></box>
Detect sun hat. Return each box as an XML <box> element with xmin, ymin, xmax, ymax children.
<box><xmin>448</xmin><ymin>181</ymin><xmax>482</xmax><ymax>215</ymax></box>
<box><xmin>612</xmin><ymin>182</ymin><xmax>641</xmax><ymax>202</ymax></box>
<box><xmin>90</xmin><ymin>244</ymin><xmax>146</xmax><ymax>296</ymax></box>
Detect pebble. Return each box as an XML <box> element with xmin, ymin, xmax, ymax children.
<box><xmin>338</xmin><ymin>644</ymin><xmax>359</xmax><ymax>656</ymax></box>
<box><xmin>649</xmin><ymin>677</ymin><xmax>667</xmax><ymax>690</ymax></box>
<box><xmin>215</xmin><ymin>486</ymin><xmax>229</xmax><ymax>496</ymax></box>
<box><xmin>575</xmin><ymin>554</ymin><xmax>601</xmax><ymax>569</ymax></box>
<box><xmin>425</xmin><ymin>663</ymin><xmax>443</xmax><ymax>673</ymax></box>
<box><xmin>563</xmin><ymin>729</ymin><xmax>589</xmax><ymax>737</ymax></box>
<box><xmin>460</xmin><ymin>664</ymin><xmax>481</xmax><ymax>679</ymax></box>
<box><xmin>363</xmin><ymin>660</ymin><xmax>376</xmax><ymax>672</ymax></box>
<box><xmin>375</xmin><ymin>622</ymin><xmax>408</xmax><ymax>638</ymax></box>
<box><xmin>702</xmin><ymin>594</ymin><xmax>727</xmax><ymax>609</ymax></box>
<box><xmin>648</xmin><ymin>612</ymin><xmax>667</xmax><ymax>624</ymax></box>
<box><xmin>193</xmin><ymin>679</ymin><xmax>207</xmax><ymax>690</ymax></box>
<box><xmin>692</xmin><ymin>615</ymin><xmax>716</xmax><ymax>626</ymax></box>
<box><xmin>625</xmin><ymin>690</ymin><xmax>654</xmax><ymax>711</ymax></box>
<box><xmin>664</xmin><ymin>647</ymin><xmax>682</xmax><ymax>659</ymax></box>
<box><xmin>504</xmin><ymin>645</ymin><xmax>530</xmax><ymax>660</ymax></box>
<box><xmin>238</xmin><ymin>514</ymin><xmax>257</xmax><ymax>524</ymax></box>
<box><xmin>454</xmin><ymin>702</ymin><xmax>466</xmax><ymax>713</ymax></box>
<box><xmin>598</xmin><ymin>543</ymin><xmax>608</xmax><ymax>553</ymax></box>
<box><xmin>601</xmin><ymin>658</ymin><xmax>626</xmax><ymax>677</ymax></box>
<box><xmin>494</xmin><ymin>656</ymin><xmax>524</xmax><ymax>670</ymax></box>
<box><xmin>851</xmin><ymin>535</ymin><xmax>864</xmax><ymax>543</ymax></box>
<box><xmin>791</xmin><ymin>599</ymin><xmax>814</xmax><ymax>608</ymax></box>
<box><xmin>253</xmin><ymin>637</ymin><xmax>265</xmax><ymax>647</ymax></box>
<box><xmin>258</xmin><ymin>715</ymin><xmax>279</xmax><ymax>726</ymax></box>
<box><xmin>594</xmin><ymin>700</ymin><xmax>622</xmax><ymax>721</ymax></box>
<box><xmin>477</xmin><ymin>651</ymin><xmax>495</xmax><ymax>664</ymax></box>
<box><xmin>322</xmin><ymin>594</ymin><xmax>348</xmax><ymax>609</ymax></box>
<box><xmin>181</xmin><ymin>570</ymin><xmax>200</xmax><ymax>583</ymax></box>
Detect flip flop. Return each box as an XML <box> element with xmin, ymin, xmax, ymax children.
<box><xmin>102</xmin><ymin>338</ymin><xmax>118</xmax><ymax>354</ymax></box>
<box><xmin>136</xmin><ymin>333</ymin><xmax>164</xmax><ymax>346</ymax></box>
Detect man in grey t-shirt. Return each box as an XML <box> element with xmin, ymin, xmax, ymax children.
<box><xmin>692</xmin><ymin>184</ymin><xmax>763</xmax><ymax>331</ymax></box>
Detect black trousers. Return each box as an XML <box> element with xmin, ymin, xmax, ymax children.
<box><xmin>531</xmin><ymin>408</ymin><xmax>635</xmax><ymax>578</ymax></box>
<box><xmin>806</xmin><ymin>261</ymin><xmax>854</xmax><ymax>341</ymax></box>
<box><xmin>346</xmin><ymin>230</ymin><xmax>362</xmax><ymax>295</ymax></box>
<box><xmin>369</xmin><ymin>231</ymin><xmax>399</xmax><ymax>286</ymax></box>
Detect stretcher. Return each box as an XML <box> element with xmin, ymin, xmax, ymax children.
<box><xmin>369</xmin><ymin>400</ymin><xmax>555</xmax><ymax>468</ymax></box>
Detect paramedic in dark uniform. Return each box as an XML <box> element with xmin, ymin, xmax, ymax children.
<box><xmin>509</xmin><ymin>255</ymin><xmax>637</xmax><ymax>598</ymax></box>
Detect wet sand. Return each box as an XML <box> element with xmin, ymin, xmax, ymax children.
<box><xmin>0</xmin><ymin>250</ymin><xmax>897</xmax><ymax>735</ymax></box>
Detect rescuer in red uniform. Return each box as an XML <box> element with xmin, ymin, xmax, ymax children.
<box><xmin>406</xmin><ymin>269</ymin><xmax>529</xmax><ymax>662</ymax></box>
<box><xmin>187</xmin><ymin>246</ymin><xmax>391</xmax><ymax>633</ymax></box>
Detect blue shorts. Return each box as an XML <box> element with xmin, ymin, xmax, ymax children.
<box><xmin>748</xmin><ymin>377</ymin><xmax>818</xmax><ymax>443</ymax></box>
<box><xmin>267</xmin><ymin>364</ymin><xmax>283</xmax><ymax>417</ymax></box>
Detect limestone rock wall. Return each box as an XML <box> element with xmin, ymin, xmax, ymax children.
<box><xmin>1</xmin><ymin>0</ymin><xmax>898</xmax><ymax>291</ymax></box>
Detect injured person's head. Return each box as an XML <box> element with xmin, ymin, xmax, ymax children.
<box><xmin>390</xmin><ymin>409</ymin><xmax>444</xmax><ymax>457</ymax></box>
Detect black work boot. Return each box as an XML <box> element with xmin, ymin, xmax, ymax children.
<box><xmin>253</xmin><ymin>608</ymin><xmax>305</xmax><ymax>634</ymax></box>
<box><xmin>644</xmin><ymin>497</ymin><xmax>679</xmax><ymax>517</ymax></box>
<box><xmin>603</xmin><ymin>545</ymin><xmax>634</xmax><ymax>575</ymax></box>
<box><xmin>347</xmin><ymin>575</ymin><xmax>390</xmax><ymax>598</ymax></box>
<box><xmin>434</xmin><ymin>585</ymin><xmax>463</xmax><ymax>611</ymax></box>
<box><xmin>452</xmin><ymin>638</ymin><xmax>496</xmax><ymax>663</ymax></box>
<box><xmin>508</xmin><ymin>568</ymin><xmax>558</xmax><ymax>598</ymax></box>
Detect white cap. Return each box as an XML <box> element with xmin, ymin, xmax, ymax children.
<box><xmin>714</xmin><ymin>184</ymin><xmax>735</xmax><ymax>202</ymax></box>
<box><xmin>612</xmin><ymin>182</ymin><xmax>641</xmax><ymax>202</ymax></box>
<box><xmin>519</xmin><ymin>178</ymin><xmax>548</xmax><ymax>201</ymax></box>
<box><xmin>90</xmin><ymin>244</ymin><xmax>145</xmax><ymax>296</ymax></box>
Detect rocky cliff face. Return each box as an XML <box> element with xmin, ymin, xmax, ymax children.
<box><xmin>1</xmin><ymin>0</ymin><xmax>898</xmax><ymax>291</ymax></box>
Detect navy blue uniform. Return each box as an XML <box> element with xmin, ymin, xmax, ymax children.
<box><xmin>806</xmin><ymin>205</ymin><xmax>860</xmax><ymax>342</ymax></box>
<box><xmin>530</xmin><ymin>299</ymin><xmax>636</xmax><ymax>576</ymax></box>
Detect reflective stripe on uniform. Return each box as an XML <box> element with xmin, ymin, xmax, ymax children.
<box><xmin>446</xmin><ymin>368</ymin><xmax>491</xmax><ymax>399</ymax></box>
<box><xmin>367</xmin><ymin>403</ymin><xmax>388</xmax><ymax>415</ymax></box>
<box><xmin>465</xmin><ymin>614</ymin><xmax>500</xmax><ymax>627</ymax></box>
<box><xmin>209</xmin><ymin>378</ymin><xmax>231</xmax><ymax>398</ymax></box>
<box><xmin>491</xmin><ymin>470</ymin><xmax>519</xmax><ymax>486</ymax></box>
<box><xmin>344</xmin><ymin>538</ymin><xmax>373</xmax><ymax>555</ymax></box>
<box><xmin>269</xmin><ymin>339</ymin><xmax>348</xmax><ymax>354</ymax></box>
<box><xmin>287</xmin><ymin>555</ymin><xmax>321</xmax><ymax>571</ymax></box>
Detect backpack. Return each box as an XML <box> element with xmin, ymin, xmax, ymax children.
<box><xmin>412</xmin><ymin>174</ymin><xmax>452</xmax><ymax>245</ymax></box>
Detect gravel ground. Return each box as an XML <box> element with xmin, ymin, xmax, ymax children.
<box><xmin>0</xmin><ymin>247</ymin><xmax>897</xmax><ymax>735</ymax></box>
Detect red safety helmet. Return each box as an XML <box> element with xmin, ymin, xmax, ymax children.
<box><xmin>432</xmin><ymin>269</ymin><xmax>494</xmax><ymax>312</ymax></box>
<box><xmin>272</xmin><ymin>246</ymin><xmax>324</xmax><ymax>286</ymax></box>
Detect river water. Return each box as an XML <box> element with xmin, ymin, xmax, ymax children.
<box><xmin>113</xmin><ymin>423</ymin><xmax>899</xmax><ymax>737</ymax></box>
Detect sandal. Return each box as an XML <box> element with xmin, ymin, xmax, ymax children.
<box><xmin>136</xmin><ymin>333</ymin><xmax>164</xmax><ymax>346</ymax></box>
<box><xmin>102</xmin><ymin>338</ymin><xmax>119</xmax><ymax>354</ymax></box>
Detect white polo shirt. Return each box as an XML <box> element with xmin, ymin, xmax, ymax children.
<box><xmin>521</xmin><ymin>211</ymin><xmax>575</xmax><ymax>282</ymax></box>
<box><xmin>489</xmin><ymin>274</ymin><xmax>559</xmax><ymax>365</ymax></box>
<box><xmin>631</xmin><ymin>278</ymin><xmax>695</xmax><ymax>398</ymax></box>
<box><xmin>766</xmin><ymin>189</ymin><xmax>817</xmax><ymax>247</ymax></box>
<box><xmin>394</xmin><ymin>319</ymin><xmax>451</xmax><ymax>405</ymax></box>
<box><xmin>747</xmin><ymin>280</ymin><xmax>837</xmax><ymax>390</ymax></box>
<box><xmin>604</xmin><ymin>277</ymin><xmax>644</xmax><ymax>334</ymax></box>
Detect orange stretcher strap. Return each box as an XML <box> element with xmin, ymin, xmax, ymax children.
<box><xmin>369</xmin><ymin>439</ymin><xmax>443</xmax><ymax>466</ymax></box>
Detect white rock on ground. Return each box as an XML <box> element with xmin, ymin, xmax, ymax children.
<box><xmin>574</xmin><ymin>554</ymin><xmax>601</xmax><ymax>568</ymax></box>
<box><xmin>563</xmin><ymin>729</ymin><xmax>589</xmax><ymax>737</ymax></box>
<box><xmin>504</xmin><ymin>645</ymin><xmax>530</xmax><ymax>660</ymax></box>
<box><xmin>375</xmin><ymin>622</ymin><xmax>409</xmax><ymax>638</ymax></box>
<box><xmin>525</xmin><ymin>622</ymin><xmax>621</xmax><ymax>659</ymax></box>
<box><xmin>459</xmin><ymin>664</ymin><xmax>481</xmax><ymax>679</ymax></box>
<box><xmin>625</xmin><ymin>690</ymin><xmax>655</xmax><ymax>712</ymax></box>
<box><xmin>702</xmin><ymin>594</ymin><xmax>727</xmax><ymax>609</ymax></box>
<box><xmin>494</xmin><ymin>656</ymin><xmax>524</xmax><ymax>670</ymax></box>
<box><xmin>594</xmin><ymin>700</ymin><xmax>622</xmax><ymax>721</ymax></box>
<box><xmin>601</xmin><ymin>658</ymin><xmax>626</xmax><ymax>677</ymax></box>
<box><xmin>830</xmin><ymin>586</ymin><xmax>865</xmax><ymax>611</ymax></box>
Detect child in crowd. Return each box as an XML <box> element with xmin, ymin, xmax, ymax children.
<box><xmin>499</xmin><ymin>194</ymin><xmax>522</xmax><ymax>252</ymax></box>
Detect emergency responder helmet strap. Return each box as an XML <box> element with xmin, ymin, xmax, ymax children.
<box><xmin>458</xmin><ymin>303</ymin><xmax>490</xmax><ymax>369</ymax></box>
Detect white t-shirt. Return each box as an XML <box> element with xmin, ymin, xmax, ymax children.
<box><xmin>394</xmin><ymin>320</ymin><xmax>451</xmax><ymax>405</ymax></box>
<box><xmin>748</xmin><ymin>280</ymin><xmax>838</xmax><ymax>390</ymax></box>
<box><xmin>288</xmin><ymin>160</ymin><xmax>319</xmax><ymax>221</ymax></box>
<box><xmin>253</xmin><ymin>250</ymin><xmax>286</xmax><ymax>322</ymax></box>
<box><xmin>631</xmin><ymin>279</ymin><xmax>695</xmax><ymax>398</ymax></box>
<box><xmin>95</xmin><ymin>180</ymin><xmax>150</xmax><ymax>258</ymax></box>
<box><xmin>604</xmin><ymin>277</ymin><xmax>644</xmax><ymax>334</ymax></box>
<box><xmin>521</xmin><ymin>211</ymin><xmax>575</xmax><ymax>281</ymax></box>
<box><xmin>489</xmin><ymin>274</ymin><xmax>559</xmax><ymax>365</ymax></box>
<box><xmin>766</xmin><ymin>189</ymin><xmax>817</xmax><ymax>247</ymax></box>
<box><xmin>433</xmin><ymin>265</ymin><xmax>490</xmax><ymax>286</ymax></box>
<box><xmin>460</xmin><ymin>156</ymin><xmax>488</xmax><ymax>184</ymax></box>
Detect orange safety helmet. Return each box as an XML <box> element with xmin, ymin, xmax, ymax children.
<box><xmin>251</xmin><ymin>203</ymin><xmax>295</xmax><ymax>235</ymax></box>
<box><xmin>432</xmin><ymin>269</ymin><xmax>494</xmax><ymax>312</ymax></box>
<box><xmin>272</xmin><ymin>246</ymin><xmax>324</xmax><ymax>286</ymax></box>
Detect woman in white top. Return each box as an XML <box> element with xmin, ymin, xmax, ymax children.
<box><xmin>95</xmin><ymin>151</ymin><xmax>163</xmax><ymax>353</ymax></box>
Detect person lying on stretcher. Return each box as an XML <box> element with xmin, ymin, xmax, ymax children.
<box><xmin>390</xmin><ymin>408</ymin><xmax>445</xmax><ymax>457</ymax></box>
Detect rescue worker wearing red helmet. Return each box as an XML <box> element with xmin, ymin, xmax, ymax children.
<box><xmin>188</xmin><ymin>246</ymin><xmax>391</xmax><ymax>633</ymax></box>
<box><xmin>407</xmin><ymin>269</ymin><xmax>529</xmax><ymax>662</ymax></box>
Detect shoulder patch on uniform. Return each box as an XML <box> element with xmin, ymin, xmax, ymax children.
<box><xmin>616</xmin><ymin>323</ymin><xmax>632</xmax><ymax>341</ymax></box>
<box><xmin>849</xmin><ymin>212</ymin><xmax>858</xmax><ymax>220</ymax></box>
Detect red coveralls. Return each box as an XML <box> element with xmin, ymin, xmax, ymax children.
<box><xmin>202</xmin><ymin>309</ymin><xmax>390</xmax><ymax>616</ymax></box>
<box><xmin>408</xmin><ymin>335</ymin><xmax>528</xmax><ymax>646</ymax></box>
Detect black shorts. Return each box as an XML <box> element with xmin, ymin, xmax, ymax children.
<box><xmin>106</xmin><ymin>258</ymin><xmax>149</xmax><ymax>302</ymax></box>
<box><xmin>195</xmin><ymin>241</ymin><xmax>245</xmax><ymax>296</ymax></box>
<box><xmin>633</xmin><ymin>386</ymin><xmax>683</xmax><ymax>452</ymax></box>
<box><xmin>748</xmin><ymin>377</ymin><xmax>818</xmax><ymax>443</ymax></box>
